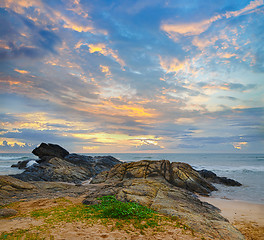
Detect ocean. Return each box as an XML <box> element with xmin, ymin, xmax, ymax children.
<box><xmin>0</xmin><ymin>153</ymin><xmax>263</xmax><ymax>204</ymax></box>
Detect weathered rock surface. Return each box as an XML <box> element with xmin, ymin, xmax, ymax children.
<box><xmin>84</xmin><ymin>178</ymin><xmax>244</xmax><ymax>240</ymax></box>
<box><xmin>198</xmin><ymin>169</ymin><xmax>242</xmax><ymax>186</ymax></box>
<box><xmin>85</xmin><ymin>160</ymin><xmax>244</xmax><ymax>239</ymax></box>
<box><xmin>92</xmin><ymin>160</ymin><xmax>217</xmax><ymax>195</ymax></box>
<box><xmin>10</xmin><ymin>142</ymin><xmax>121</xmax><ymax>183</ymax></box>
<box><xmin>12</xmin><ymin>157</ymin><xmax>91</xmax><ymax>183</ymax></box>
<box><xmin>11</xmin><ymin>155</ymin><xmax>121</xmax><ymax>183</ymax></box>
<box><xmin>0</xmin><ymin>175</ymin><xmax>36</xmax><ymax>206</ymax></box>
<box><xmin>64</xmin><ymin>154</ymin><xmax>121</xmax><ymax>176</ymax></box>
<box><xmin>32</xmin><ymin>143</ymin><xmax>69</xmax><ymax>159</ymax></box>
<box><xmin>0</xmin><ymin>175</ymin><xmax>35</xmax><ymax>191</ymax></box>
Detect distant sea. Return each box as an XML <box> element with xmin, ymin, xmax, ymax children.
<box><xmin>0</xmin><ymin>153</ymin><xmax>263</xmax><ymax>204</ymax></box>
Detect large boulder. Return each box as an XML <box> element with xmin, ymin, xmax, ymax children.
<box><xmin>198</xmin><ymin>169</ymin><xmax>242</xmax><ymax>186</ymax></box>
<box><xmin>32</xmin><ymin>143</ymin><xmax>69</xmax><ymax>159</ymax></box>
<box><xmin>84</xmin><ymin>178</ymin><xmax>244</xmax><ymax>240</ymax></box>
<box><xmin>92</xmin><ymin>160</ymin><xmax>217</xmax><ymax>195</ymax></box>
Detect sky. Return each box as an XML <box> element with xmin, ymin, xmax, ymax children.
<box><xmin>0</xmin><ymin>0</ymin><xmax>263</xmax><ymax>153</ymax></box>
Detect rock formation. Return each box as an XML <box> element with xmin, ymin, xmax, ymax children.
<box><xmin>84</xmin><ymin>160</ymin><xmax>245</xmax><ymax>240</ymax></box>
<box><xmin>198</xmin><ymin>169</ymin><xmax>242</xmax><ymax>186</ymax></box>
<box><xmin>91</xmin><ymin>160</ymin><xmax>217</xmax><ymax>195</ymax></box>
<box><xmin>11</xmin><ymin>143</ymin><xmax>121</xmax><ymax>183</ymax></box>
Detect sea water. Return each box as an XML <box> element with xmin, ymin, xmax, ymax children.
<box><xmin>0</xmin><ymin>153</ymin><xmax>263</xmax><ymax>204</ymax></box>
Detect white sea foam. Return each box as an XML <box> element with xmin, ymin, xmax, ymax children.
<box><xmin>26</xmin><ymin>160</ymin><xmax>37</xmax><ymax>168</ymax></box>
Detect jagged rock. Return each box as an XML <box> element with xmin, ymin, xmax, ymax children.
<box><xmin>11</xmin><ymin>155</ymin><xmax>121</xmax><ymax>184</ymax></box>
<box><xmin>92</xmin><ymin>160</ymin><xmax>217</xmax><ymax>195</ymax></box>
<box><xmin>12</xmin><ymin>157</ymin><xmax>93</xmax><ymax>183</ymax></box>
<box><xmin>84</xmin><ymin>178</ymin><xmax>244</xmax><ymax>240</ymax></box>
<box><xmin>198</xmin><ymin>169</ymin><xmax>242</xmax><ymax>186</ymax></box>
<box><xmin>86</xmin><ymin>160</ymin><xmax>245</xmax><ymax>239</ymax></box>
<box><xmin>64</xmin><ymin>154</ymin><xmax>120</xmax><ymax>176</ymax></box>
<box><xmin>32</xmin><ymin>143</ymin><xmax>69</xmax><ymax>159</ymax></box>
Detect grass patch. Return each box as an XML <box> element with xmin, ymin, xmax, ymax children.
<box><xmin>91</xmin><ymin>195</ymin><xmax>156</xmax><ymax>219</ymax></box>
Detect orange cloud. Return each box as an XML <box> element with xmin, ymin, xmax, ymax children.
<box><xmin>88</xmin><ymin>43</ymin><xmax>125</xmax><ymax>68</ymax></box>
<box><xmin>202</xmin><ymin>83</ymin><xmax>230</xmax><ymax>91</ymax></box>
<box><xmin>232</xmin><ymin>142</ymin><xmax>248</xmax><ymax>150</ymax></box>
<box><xmin>159</xmin><ymin>56</ymin><xmax>186</xmax><ymax>73</ymax></box>
<box><xmin>14</xmin><ymin>68</ymin><xmax>29</xmax><ymax>74</ymax></box>
<box><xmin>100</xmin><ymin>65</ymin><xmax>112</xmax><ymax>77</ymax></box>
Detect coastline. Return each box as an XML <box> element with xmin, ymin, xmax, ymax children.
<box><xmin>199</xmin><ymin>196</ymin><xmax>264</xmax><ymax>239</ymax></box>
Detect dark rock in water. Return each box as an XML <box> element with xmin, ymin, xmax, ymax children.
<box><xmin>92</xmin><ymin>160</ymin><xmax>217</xmax><ymax>195</ymax></box>
<box><xmin>32</xmin><ymin>143</ymin><xmax>69</xmax><ymax>159</ymax></box>
<box><xmin>198</xmin><ymin>169</ymin><xmax>242</xmax><ymax>186</ymax></box>
<box><xmin>11</xmin><ymin>154</ymin><xmax>121</xmax><ymax>184</ymax></box>
<box><xmin>12</xmin><ymin>157</ymin><xmax>95</xmax><ymax>183</ymax></box>
<box><xmin>0</xmin><ymin>208</ymin><xmax>18</xmax><ymax>217</ymax></box>
<box><xmin>84</xmin><ymin>177</ymin><xmax>244</xmax><ymax>239</ymax></box>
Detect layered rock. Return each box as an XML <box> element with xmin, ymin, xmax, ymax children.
<box><xmin>0</xmin><ymin>175</ymin><xmax>36</xmax><ymax>205</ymax></box>
<box><xmin>92</xmin><ymin>160</ymin><xmax>217</xmax><ymax>195</ymax></box>
<box><xmin>84</xmin><ymin>160</ymin><xmax>245</xmax><ymax>239</ymax></box>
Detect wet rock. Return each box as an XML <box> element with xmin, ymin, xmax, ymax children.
<box><xmin>11</xmin><ymin>159</ymin><xmax>37</xmax><ymax>169</ymax></box>
<box><xmin>92</xmin><ymin>160</ymin><xmax>217</xmax><ymax>195</ymax></box>
<box><xmin>198</xmin><ymin>169</ymin><xmax>242</xmax><ymax>186</ymax></box>
<box><xmin>32</xmin><ymin>143</ymin><xmax>69</xmax><ymax>159</ymax></box>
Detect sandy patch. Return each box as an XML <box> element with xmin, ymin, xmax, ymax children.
<box><xmin>200</xmin><ymin>197</ymin><xmax>264</xmax><ymax>240</ymax></box>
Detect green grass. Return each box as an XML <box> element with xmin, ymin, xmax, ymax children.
<box><xmin>0</xmin><ymin>196</ymin><xmax>196</xmax><ymax>239</ymax></box>
<box><xmin>91</xmin><ymin>195</ymin><xmax>156</xmax><ymax>219</ymax></box>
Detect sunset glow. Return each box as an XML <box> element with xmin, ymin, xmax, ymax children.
<box><xmin>0</xmin><ymin>0</ymin><xmax>263</xmax><ymax>153</ymax></box>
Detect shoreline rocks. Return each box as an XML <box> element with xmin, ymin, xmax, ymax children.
<box><xmin>11</xmin><ymin>143</ymin><xmax>121</xmax><ymax>184</ymax></box>
<box><xmin>198</xmin><ymin>169</ymin><xmax>242</xmax><ymax>186</ymax></box>
<box><xmin>91</xmin><ymin>160</ymin><xmax>217</xmax><ymax>195</ymax></box>
<box><xmin>2</xmin><ymin>143</ymin><xmax>245</xmax><ymax>239</ymax></box>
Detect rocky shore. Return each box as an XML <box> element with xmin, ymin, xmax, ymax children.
<box><xmin>0</xmin><ymin>143</ymin><xmax>246</xmax><ymax>239</ymax></box>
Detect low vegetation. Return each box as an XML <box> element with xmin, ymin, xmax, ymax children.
<box><xmin>1</xmin><ymin>196</ymin><xmax>195</xmax><ymax>239</ymax></box>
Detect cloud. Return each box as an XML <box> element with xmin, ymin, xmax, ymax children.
<box><xmin>88</xmin><ymin>43</ymin><xmax>125</xmax><ymax>68</ymax></box>
<box><xmin>14</xmin><ymin>68</ymin><xmax>29</xmax><ymax>74</ymax></box>
<box><xmin>0</xmin><ymin>140</ymin><xmax>36</xmax><ymax>152</ymax></box>
<box><xmin>161</xmin><ymin>0</ymin><xmax>264</xmax><ymax>39</ymax></box>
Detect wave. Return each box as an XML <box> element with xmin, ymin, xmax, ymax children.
<box><xmin>0</xmin><ymin>156</ymin><xmax>29</xmax><ymax>161</ymax></box>
<box><xmin>193</xmin><ymin>165</ymin><xmax>264</xmax><ymax>172</ymax></box>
